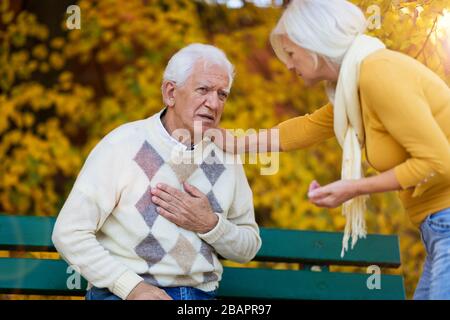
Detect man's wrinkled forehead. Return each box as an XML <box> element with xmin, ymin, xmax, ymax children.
<box><xmin>189</xmin><ymin>61</ymin><xmax>230</xmax><ymax>90</ymax></box>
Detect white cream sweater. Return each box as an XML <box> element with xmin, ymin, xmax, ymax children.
<box><xmin>52</xmin><ymin>110</ymin><xmax>261</xmax><ymax>300</ymax></box>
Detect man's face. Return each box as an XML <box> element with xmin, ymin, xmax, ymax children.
<box><xmin>171</xmin><ymin>61</ymin><xmax>230</xmax><ymax>135</ymax></box>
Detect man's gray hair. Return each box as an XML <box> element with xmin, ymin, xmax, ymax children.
<box><xmin>162</xmin><ymin>43</ymin><xmax>235</xmax><ymax>92</ymax></box>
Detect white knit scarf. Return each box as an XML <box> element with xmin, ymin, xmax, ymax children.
<box><xmin>326</xmin><ymin>34</ymin><xmax>385</xmax><ymax>257</ymax></box>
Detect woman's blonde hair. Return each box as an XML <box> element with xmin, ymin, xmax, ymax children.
<box><xmin>270</xmin><ymin>0</ymin><xmax>368</xmax><ymax>69</ymax></box>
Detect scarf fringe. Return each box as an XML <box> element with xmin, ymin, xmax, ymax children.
<box><xmin>330</xmin><ymin>34</ymin><xmax>385</xmax><ymax>257</ymax></box>
<box><xmin>340</xmin><ymin>195</ymin><xmax>368</xmax><ymax>258</ymax></box>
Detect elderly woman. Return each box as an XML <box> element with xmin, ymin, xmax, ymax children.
<box><xmin>211</xmin><ymin>0</ymin><xmax>450</xmax><ymax>299</ymax></box>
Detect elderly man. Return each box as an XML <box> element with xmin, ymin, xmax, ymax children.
<box><xmin>52</xmin><ymin>44</ymin><xmax>261</xmax><ymax>300</ymax></box>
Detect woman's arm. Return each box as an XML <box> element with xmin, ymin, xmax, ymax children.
<box><xmin>211</xmin><ymin>127</ymin><xmax>281</xmax><ymax>154</ymax></box>
<box><xmin>308</xmin><ymin>169</ymin><xmax>401</xmax><ymax>208</ymax></box>
<box><xmin>210</xmin><ymin>103</ymin><xmax>335</xmax><ymax>154</ymax></box>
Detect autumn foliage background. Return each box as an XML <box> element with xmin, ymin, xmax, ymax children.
<box><xmin>1</xmin><ymin>0</ymin><xmax>450</xmax><ymax>299</ymax></box>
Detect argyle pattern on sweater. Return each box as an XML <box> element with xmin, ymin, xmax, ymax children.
<box><xmin>133</xmin><ymin>139</ymin><xmax>227</xmax><ymax>287</ymax></box>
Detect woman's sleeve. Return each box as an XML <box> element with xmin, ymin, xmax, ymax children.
<box><xmin>277</xmin><ymin>103</ymin><xmax>335</xmax><ymax>151</ymax></box>
<box><xmin>360</xmin><ymin>59</ymin><xmax>450</xmax><ymax>195</ymax></box>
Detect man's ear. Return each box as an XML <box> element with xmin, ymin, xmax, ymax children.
<box><xmin>162</xmin><ymin>81</ymin><xmax>176</xmax><ymax>108</ymax></box>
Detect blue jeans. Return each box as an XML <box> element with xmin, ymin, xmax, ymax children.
<box><xmin>85</xmin><ymin>285</ymin><xmax>218</xmax><ymax>300</ymax></box>
<box><xmin>414</xmin><ymin>207</ymin><xmax>450</xmax><ymax>300</ymax></box>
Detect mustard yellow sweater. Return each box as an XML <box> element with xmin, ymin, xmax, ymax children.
<box><xmin>278</xmin><ymin>49</ymin><xmax>450</xmax><ymax>227</ymax></box>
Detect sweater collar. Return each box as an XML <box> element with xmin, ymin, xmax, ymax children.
<box><xmin>156</xmin><ymin>108</ymin><xmax>198</xmax><ymax>151</ymax></box>
<box><xmin>146</xmin><ymin>109</ymin><xmax>215</xmax><ymax>165</ymax></box>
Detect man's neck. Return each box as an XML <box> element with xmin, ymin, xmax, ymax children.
<box><xmin>160</xmin><ymin>109</ymin><xmax>195</xmax><ymax>150</ymax></box>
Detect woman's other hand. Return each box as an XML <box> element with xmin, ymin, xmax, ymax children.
<box><xmin>308</xmin><ymin>179</ymin><xmax>359</xmax><ymax>208</ymax></box>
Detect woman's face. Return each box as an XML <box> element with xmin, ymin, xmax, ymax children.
<box><xmin>280</xmin><ymin>35</ymin><xmax>335</xmax><ymax>86</ymax></box>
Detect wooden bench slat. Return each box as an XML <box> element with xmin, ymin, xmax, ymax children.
<box><xmin>0</xmin><ymin>215</ymin><xmax>56</xmax><ymax>252</ymax></box>
<box><xmin>219</xmin><ymin>267</ymin><xmax>406</xmax><ymax>300</ymax></box>
<box><xmin>0</xmin><ymin>215</ymin><xmax>401</xmax><ymax>267</ymax></box>
<box><xmin>0</xmin><ymin>258</ymin><xmax>87</xmax><ymax>296</ymax></box>
<box><xmin>0</xmin><ymin>258</ymin><xmax>405</xmax><ymax>300</ymax></box>
<box><xmin>257</xmin><ymin>228</ymin><xmax>401</xmax><ymax>267</ymax></box>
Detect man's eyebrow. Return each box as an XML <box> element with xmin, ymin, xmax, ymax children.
<box><xmin>197</xmin><ymin>83</ymin><xmax>229</xmax><ymax>94</ymax></box>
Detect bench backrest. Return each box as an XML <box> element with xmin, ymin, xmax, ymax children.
<box><xmin>0</xmin><ymin>214</ymin><xmax>405</xmax><ymax>299</ymax></box>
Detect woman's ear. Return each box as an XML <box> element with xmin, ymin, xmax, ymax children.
<box><xmin>162</xmin><ymin>81</ymin><xmax>176</xmax><ymax>107</ymax></box>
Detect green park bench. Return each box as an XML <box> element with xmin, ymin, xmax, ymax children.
<box><xmin>0</xmin><ymin>214</ymin><xmax>405</xmax><ymax>299</ymax></box>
